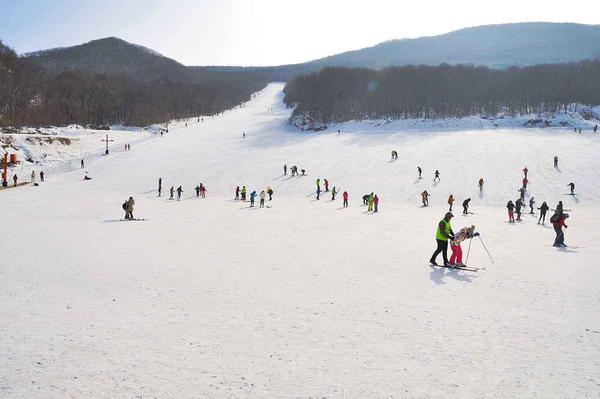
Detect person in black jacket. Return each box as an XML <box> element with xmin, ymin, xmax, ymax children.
<box><xmin>507</xmin><ymin>200</ymin><xmax>515</xmax><ymax>222</ymax></box>
<box><xmin>462</xmin><ymin>198</ymin><xmax>471</xmax><ymax>215</ymax></box>
<box><xmin>537</xmin><ymin>201</ymin><xmax>549</xmax><ymax>224</ymax></box>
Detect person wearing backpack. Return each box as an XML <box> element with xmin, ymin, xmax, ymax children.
<box><xmin>552</xmin><ymin>213</ymin><xmax>569</xmax><ymax>247</ymax></box>
<box><xmin>123</xmin><ymin>197</ymin><xmax>135</xmax><ymax>220</ymax></box>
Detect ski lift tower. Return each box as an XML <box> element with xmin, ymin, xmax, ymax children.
<box><xmin>101</xmin><ymin>133</ymin><xmax>114</xmax><ymax>155</ymax></box>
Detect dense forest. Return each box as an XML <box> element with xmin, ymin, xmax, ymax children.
<box><xmin>0</xmin><ymin>40</ymin><xmax>269</xmax><ymax>127</ymax></box>
<box><xmin>283</xmin><ymin>62</ymin><xmax>600</xmax><ymax>124</ymax></box>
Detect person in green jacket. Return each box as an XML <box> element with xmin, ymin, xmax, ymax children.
<box><xmin>430</xmin><ymin>212</ymin><xmax>454</xmax><ymax>266</ymax></box>
<box><xmin>367</xmin><ymin>194</ymin><xmax>374</xmax><ymax>212</ymax></box>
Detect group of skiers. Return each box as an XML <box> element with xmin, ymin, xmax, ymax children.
<box><xmin>361</xmin><ymin>193</ymin><xmax>380</xmax><ymax>212</ymax></box>
<box><xmin>235</xmin><ymin>185</ymin><xmax>274</xmax><ymax>207</ymax></box>
<box><xmin>285</xmin><ymin>164</ymin><xmax>306</xmax><ymax>177</ymax></box>
<box><xmin>446</xmin><ymin>194</ymin><xmax>471</xmax><ymax>214</ymax></box>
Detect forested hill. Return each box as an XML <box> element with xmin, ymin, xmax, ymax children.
<box><xmin>283</xmin><ymin>63</ymin><xmax>600</xmax><ymax>124</ymax></box>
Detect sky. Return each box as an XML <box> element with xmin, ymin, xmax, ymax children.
<box><xmin>1</xmin><ymin>0</ymin><xmax>599</xmax><ymax>66</ymax></box>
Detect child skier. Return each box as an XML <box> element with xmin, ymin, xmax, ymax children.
<box><xmin>507</xmin><ymin>200</ymin><xmax>515</xmax><ymax>222</ymax></box>
<box><xmin>449</xmin><ymin>225</ymin><xmax>478</xmax><ymax>266</ymax></box>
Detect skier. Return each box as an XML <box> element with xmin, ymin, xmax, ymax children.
<box><xmin>30</xmin><ymin>171</ymin><xmax>36</xmax><ymax>184</ymax></box>
<box><xmin>538</xmin><ymin>201</ymin><xmax>549</xmax><ymax>224</ymax></box>
<box><xmin>507</xmin><ymin>200</ymin><xmax>515</xmax><ymax>222</ymax></box>
<box><xmin>316</xmin><ymin>185</ymin><xmax>321</xmax><ymax>200</ymax></box>
<box><xmin>40</xmin><ymin>171</ymin><xmax>44</xmax><ymax>182</ymax></box>
<box><xmin>331</xmin><ymin>186</ymin><xmax>338</xmax><ymax>201</ymax></box>
<box><xmin>12</xmin><ymin>174</ymin><xmax>17</xmax><ymax>187</ymax></box>
<box><xmin>430</xmin><ymin>212</ymin><xmax>454</xmax><ymax>266</ymax></box>
<box><xmin>523</xmin><ymin>167</ymin><xmax>528</xmax><ymax>178</ymax></box>
<box><xmin>342</xmin><ymin>191</ymin><xmax>349</xmax><ymax>208</ymax></box>
<box><xmin>124</xmin><ymin>196</ymin><xmax>135</xmax><ymax>220</ymax></box>
<box><xmin>259</xmin><ymin>190</ymin><xmax>266</xmax><ymax>208</ymax></box>
<box><xmin>284</xmin><ymin>164</ymin><xmax>287</xmax><ymax>175</ymax></box>
<box><xmin>434</xmin><ymin>170</ymin><xmax>440</xmax><ymax>182</ymax></box>
<box><xmin>324</xmin><ymin>179</ymin><xmax>329</xmax><ymax>192</ymax></box>
<box><xmin>267</xmin><ymin>186</ymin><xmax>273</xmax><ymax>201</ymax></box>
<box><xmin>362</xmin><ymin>194</ymin><xmax>370</xmax><ymax>206</ymax></box>
<box><xmin>522</xmin><ymin>177</ymin><xmax>528</xmax><ymax>190</ymax></box>
<box><xmin>529</xmin><ymin>197</ymin><xmax>535</xmax><ymax>214</ymax></box>
<box><xmin>567</xmin><ymin>182</ymin><xmax>575</xmax><ymax>195</ymax></box>
<box><xmin>552</xmin><ymin>213</ymin><xmax>569</xmax><ymax>247</ymax></box>
<box><xmin>235</xmin><ymin>186</ymin><xmax>240</xmax><ymax>200</ymax></box>
<box><xmin>200</xmin><ymin>184</ymin><xmax>206</xmax><ymax>198</ymax></box>
<box><xmin>515</xmin><ymin>198</ymin><xmax>523</xmax><ymax>221</ymax></box>
<box><xmin>518</xmin><ymin>187</ymin><xmax>526</xmax><ymax>200</ymax></box>
<box><xmin>241</xmin><ymin>186</ymin><xmax>247</xmax><ymax>201</ymax></box>
<box><xmin>158</xmin><ymin>178</ymin><xmax>162</xmax><ymax>197</ymax></box>
<box><xmin>478</xmin><ymin>178</ymin><xmax>484</xmax><ymax>191</ymax></box>
<box><xmin>169</xmin><ymin>186</ymin><xmax>175</xmax><ymax>200</ymax></box>
<box><xmin>594</xmin><ymin>124</ymin><xmax>598</xmax><ymax>133</ymax></box>
<box><xmin>243</xmin><ymin>133</ymin><xmax>246</xmax><ymax>139</ymax></box>
<box><xmin>367</xmin><ymin>194</ymin><xmax>374</xmax><ymax>212</ymax></box>
<box><xmin>554</xmin><ymin>156</ymin><xmax>559</xmax><ymax>168</ymax></box>
<box><xmin>81</xmin><ymin>159</ymin><xmax>85</xmax><ymax>169</ymax></box>
<box><xmin>177</xmin><ymin>186</ymin><xmax>183</xmax><ymax>201</ymax></box>
<box><xmin>448</xmin><ymin>195</ymin><xmax>454</xmax><ymax>212</ymax></box>
<box><xmin>249</xmin><ymin>190</ymin><xmax>257</xmax><ymax>207</ymax></box>
<box><xmin>421</xmin><ymin>191</ymin><xmax>430</xmax><ymax>207</ymax></box>
<box><xmin>462</xmin><ymin>198</ymin><xmax>471</xmax><ymax>215</ymax></box>
<box><xmin>195</xmin><ymin>185</ymin><xmax>200</xmax><ymax>197</ymax></box>
<box><xmin>449</xmin><ymin>225</ymin><xmax>478</xmax><ymax>267</ymax></box>
<box><xmin>291</xmin><ymin>165</ymin><xmax>298</xmax><ymax>176</ymax></box>
<box><xmin>417</xmin><ymin>166</ymin><xmax>422</xmax><ymax>179</ymax></box>
<box><xmin>316</xmin><ymin>178</ymin><xmax>321</xmax><ymax>191</ymax></box>
<box><xmin>301</xmin><ymin>169</ymin><xmax>306</xmax><ymax>176</ymax></box>
<box><xmin>373</xmin><ymin>195</ymin><xmax>379</xmax><ymax>212</ymax></box>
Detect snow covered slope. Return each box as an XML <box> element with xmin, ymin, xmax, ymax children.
<box><xmin>1</xmin><ymin>83</ymin><xmax>599</xmax><ymax>398</ymax></box>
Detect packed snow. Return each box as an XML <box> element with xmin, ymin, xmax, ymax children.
<box><xmin>1</xmin><ymin>83</ymin><xmax>600</xmax><ymax>398</ymax></box>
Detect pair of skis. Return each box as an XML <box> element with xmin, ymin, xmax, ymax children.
<box><xmin>430</xmin><ymin>263</ymin><xmax>479</xmax><ymax>272</ymax></box>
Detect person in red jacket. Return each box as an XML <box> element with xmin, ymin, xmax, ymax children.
<box><xmin>342</xmin><ymin>191</ymin><xmax>349</xmax><ymax>208</ymax></box>
<box><xmin>553</xmin><ymin>213</ymin><xmax>569</xmax><ymax>247</ymax></box>
<box><xmin>522</xmin><ymin>177</ymin><xmax>528</xmax><ymax>190</ymax></box>
<box><xmin>373</xmin><ymin>194</ymin><xmax>379</xmax><ymax>212</ymax></box>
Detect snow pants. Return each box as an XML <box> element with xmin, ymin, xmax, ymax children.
<box><xmin>538</xmin><ymin>211</ymin><xmax>546</xmax><ymax>224</ymax></box>
<box><xmin>431</xmin><ymin>239</ymin><xmax>449</xmax><ymax>265</ymax></box>
<box><xmin>450</xmin><ymin>244</ymin><xmax>463</xmax><ymax>265</ymax></box>
<box><xmin>508</xmin><ymin>210</ymin><xmax>514</xmax><ymax>222</ymax></box>
<box><xmin>343</xmin><ymin>199</ymin><xmax>348</xmax><ymax>208</ymax></box>
<box><xmin>554</xmin><ymin>225</ymin><xmax>564</xmax><ymax>246</ymax></box>
<box><xmin>260</xmin><ymin>199</ymin><xmax>264</xmax><ymax>208</ymax></box>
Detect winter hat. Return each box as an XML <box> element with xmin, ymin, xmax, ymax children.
<box><xmin>445</xmin><ymin>212</ymin><xmax>454</xmax><ymax>218</ymax></box>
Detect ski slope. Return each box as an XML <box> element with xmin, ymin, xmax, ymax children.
<box><xmin>1</xmin><ymin>83</ymin><xmax>600</xmax><ymax>398</ymax></box>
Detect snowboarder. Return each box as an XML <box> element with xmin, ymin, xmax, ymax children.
<box><xmin>478</xmin><ymin>178</ymin><xmax>484</xmax><ymax>191</ymax></box>
<box><xmin>40</xmin><ymin>171</ymin><xmax>44</xmax><ymax>182</ymax></box>
<box><xmin>373</xmin><ymin>195</ymin><xmax>379</xmax><ymax>212</ymax></box>
<box><xmin>449</xmin><ymin>225</ymin><xmax>478</xmax><ymax>266</ymax></box>
<box><xmin>124</xmin><ymin>197</ymin><xmax>135</xmax><ymax>220</ymax></box>
<box><xmin>177</xmin><ymin>186</ymin><xmax>183</xmax><ymax>200</ymax></box>
<box><xmin>324</xmin><ymin>179</ymin><xmax>329</xmax><ymax>192</ymax></box>
<box><xmin>284</xmin><ymin>164</ymin><xmax>287</xmax><ymax>175</ymax></box>
<box><xmin>12</xmin><ymin>174</ymin><xmax>17</xmax><ymax>187</ymax></box>
<box><xmin>434</xmin><ymin>170</ymin><xmax>440</xmax><ymax>182</ymax></box>
<box><xmin>241</xmin><ymin>186</ymin><xmax>247</xmax><ymax>201</ymax></box>
<box><xmin>331</xmin><ymin>186</ymin><xmax>338</xmax><ymax>201</ymax></box>
<box><xmin>554</xmin><ymin>155</ymin><xmax>559</xmax><ymax>168</ymax></box>
<box><xmin>538</xmin><ymin>201</ymin><xmax>549</xmax><ymax>224</ymax></box>
<box><xmin>259</xmin><ymin>190</ymin><xmax>266</xmax><ymax>208</ymax></box>
<box><xmin>267</xmin><ymin>186</ymin><xmax>273</xmax><ymax>201</ymax></box>
<box><xmin>158</xmin><ymin>178</ymin><xmax>162</xmax><ymax>197</ymax></box>
<box><xmin>462</xmin><ymin>198</ymin><xmax>471</xmax><ymax>215</ymax></box>
<box><xmin>552</xmin><ymin>213</ymin><xmax>569</xmax><ymax>247</ymax></box>
<box><xmin>430</xmin><ymin>212</ymin><xmax>454</xmax><ymax>266</ymax></box>
<box><xmin>507</xmin><ymin>200</ymin><xmax>515</xmax><ymax>222</ymax></box>
<box><xmin>567</xmin><ymin>182</ymin><xmax>575</xmax><ymax>195</ymax></box>
<box><xmin>342</xmin><ymin>191</ymin><xmax>349</xmax><ymax>208</ymax></box>
<box><xmin>235</xmin><ymin>186</ymin><xmax>240</xmax><ymax>200</ymax></box>
<box><xmin>421</xmin><ymin>191</ymin><xmax>430</xmax><ymax>207</ymax></box>
<box><xmin>515</xmin><ymin>198</ymin><xmax>523</xmax><ymax>221</ymax></box>
<box><xmin>195</xmin><ymin>185</ymin><xmax>200</xmax><ymax>197</ymax></box>
<box><xmin>417</xmin><ymin>166</ymin><xmax>422</xmax><ymax>179</ymax></box>
<box><xmin>249</xmin><ymin>190</ymin><xmax>257</xmax><ymax>207</ymax></box>
<box><xmin>169</xmin><ymin>186</ymin><xmax>175</xmax><ymax>200</ymax></box>
<box><xmin>529</xmin><ymin>197</ymin><xmax>535</xmax><ymax>214</ymax></box>
<box><xmin>30</xmin><ymin>170</ymin><xmax>36</xmax><ymax>184</ymax></box>
<box><xmin>448</xmin><ymin>195</ymin><xmax>454</xmax><ymax>212</ymax></box>
<box><xmin>523</xmin><ymin>167</ymin><xmax>528</xmax><ymax>178</ymax></box>
<box><xmin>367</xmin><ymin>194</ymin><xmax>374</xmax><ymax>212</ymax></box>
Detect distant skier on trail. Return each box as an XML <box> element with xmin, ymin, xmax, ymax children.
<box><xmin>515</xmin><ymin>198</ymin><xmax>523</xmax><ymax>221</ymax></box>
<box><xmin>367</xmin><ymin>194</ymin><xmax>374</xmax><ymax>212</ymax></box>
<box><xmin>529</xmin><ymin>197</ymin><xmax>535</xmax><ymax>214</ymax></box>
<box><xmin>177</xmin><ymin>186</ymin><xmax>183</xmax><ymax>201</ymax></box>
<box><xmin>249</xmin><ymin>190</ymin><xmax>257</xmax><ymax>207</ymax></box>
<box><xmin>342</xmin><ymin>191</ymin><xmax>349</xmax><ymax>208</ymax></box>
<box><xmin>567</xmin><ymin>182</ymin><xmax>575</xmax><ymax>195</ymax></box>
<box><xmin>283</xmin><ymin>164</ymin><xmax>287</xmax><ymax>175</ymax></box>
<box><xmin>391</xmin><ymin>150</ymin><xmax>398</xmax><ymax>160</ymax></box>
<box><xmin>518</xmin><ymin>187</ymin><xmax>526</xmax><ymax>200</ymax></box>
<box><xmin>448</xmin><ymin>195</ymin><xmax>454</xmax><ymax>212</ymax></box>
<box><xmin>12</xmin><ymin>174</ymin><xmax>18</xmax><ymax>186</ymax></box>
<box><xmin>241</xmin><ymin>186</ymin><xmax>247</xmax><ymax>201</ymax></box>
<box><xmin>291</xmin><ymin>165</ymin><xmax>298</xmax><ymax>176</ymax></box>
<box><xmin>267</xmin><ymin>186</ymin><xmax>273</xmax><ymax>200</ymax></box>
<box><xmin>430</xmin><ymin>212</ymin><xmax>454</xmax><ymax>267</ymax></box>
<box><xmin>373</xmin><ymin>194</ymin><xmax>379</xmax><ymax>212</ymax></box>
<box><xmin>552</xmin><ymin>212</ymin><xmax>569</xmax><ymax>247</ymax></box>
<box><xmin>554</xmin><ymin>155</ymin><xmax>559</xmax><ymax>168</ymax></box>
<box><xmin>158</xmin><ymin>178</ymin><xmax>162</xmax><ymax>197</ymax></box>
<box><xmin>301</xmin><ymin>169</ymin><xmax>306</xmax><ymax>176</ymax></box>
<box><xmin>259</xmin><ymin>190</ymin><xmax>266</xmax><ymax>208</ymax></box>
<box><xmin>169</xmin><ymin>186</ymin><xmax>174</xmax><ymax>200</ymax></box>
<box><xmin>123</xmin><ymin>197</ymin><xmax>135</xmax><ymax>220</ymax></box>
<box><xmin>81</xmin><ymin>159</ymin><xmax>85</xmax><ymax>169</ymax></box>
<box><xmin>462</xmin><ymin>198</ymin><xmax>471</xmax><ymax>215</ymax></box>
<box><xmin>478</xmin><ymin>178</ymin><xmax>484</xmax><ymax>191</ymax></box>
<box><xmin>235</xmin><ymin>186</ymin><xmax>240</xmax><ymax>200</ymax></box>
<box><xmin>522</xmin><ymin>177</ymin><xmax>528</xmax><ymax>190</ymax></box>
<box><xmin>434</xmin><ymin>170</ymin><xmax>440</xmax><ymax>182</ymax></box>
<box><xmin>195</xmin><ymin>185</ymin><xmax>200</xmax><ymax>197</ymax></box>
<box><xmin>363</xmin><ymin>194</ymin><xmax>370</xmax><ymax>206</ymax></box>
<box><xmin>538</xmin><ymin>201</ymin><xmax>549</xmax><ymax>224</ymax></box>
<box><xmin>523</xmin><ymin>167</ymin><xmax>528</xmax><ymax>178</ymax></box>
<box><xmin>40</xmin><ymin>171</ymin><xmax>44</xmax><ymax>182</ymax></box>
<box><xmin>324</xmin><ymin>179</ymin><xmax>329</xmax><ymax>192</ymax></box>
<box><xmin>507</xmin><ymin>200</ymin><xmax>515</xmax><ymax>222</ymax></box>
<box><xmin>417</xmin><ymin>167</ymin><xmax>422</xmax><ymax>179</ymax></box>
<box><xmin>421</xmin><ymin>191</ymin><xmax>430</xmax><ymax>207</ymax></box>
<box><xmin>316</xmin><ymin>185</ymin><xmax>321</xmax><ymax>200</ymax></box>
<box><xmin>199</xmin><ymin>184</ymin><xmax>206</xmax><ymax>198</ymax></box>
<box><xmin>30</xmin><ymin>171</ymin><xmax>36</xmax><ymax>184</ymax></box>
<box><xmin>331</xmin><ymin>187</ymin><xmax>338</xmax><ymax>201</ymax></box>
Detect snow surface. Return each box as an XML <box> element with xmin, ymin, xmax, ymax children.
<box><xmin>1</xmin><ymin>83</ymin><xmax>600</xmax><ymax>398</ymax></box>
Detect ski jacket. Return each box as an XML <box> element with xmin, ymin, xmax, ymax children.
<box><xmin>506</xmin><ymin>202</ymin><xmax>515</xmax><ymax>211</ymax></box>
<box><xmin>436</xmin><ymin>219</ymin><xmax>453</xmax><ymax>241</ymax></box>
<box><xmin>553</xmin><ymin>215</ymin><xmax>567</xmax><ymax>229</ymax></box>
<box><xmin>260</xmin><ymin>191</ymin><xmax>266</xmax><ymax>199</ymax></box>
<box><xmin>374</xmin><ymin>196</ymin><xmax>379</xmax><ymax>204</ymax></box>
<box><xmin>343</xmin><ymin>192</ymin><xmax>348</xmax><ymax>200</ymax></box>
<box><xmin>448</xmin><ymin>196</ymin><xmax>454</xmax><ymax>205</ymax></box>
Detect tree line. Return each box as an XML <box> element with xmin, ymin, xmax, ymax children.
<box><xmin>0</xmin><ymin>40</ymin><xmax>268</xmax><ymax>127</ymax></box>
<box><xmin>283</xmin><ymin>62</ymin><xmax>600</xmax><ymax>124</ymax></box>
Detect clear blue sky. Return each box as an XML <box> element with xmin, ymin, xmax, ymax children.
<box><xmin>1</xmin><ymin>0</ymin><xmax>599</xmax><ymax>66</ymax></box>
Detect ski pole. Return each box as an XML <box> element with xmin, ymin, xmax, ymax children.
<box><xmin>478</xmin><ymin>236</ymin><xmax>495</xmax><ymax>263</ymax></box>
<box><xmin>465</xmin><ymin>236</ymin><xmax>473</xmax><ymax>266</ymax></box>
